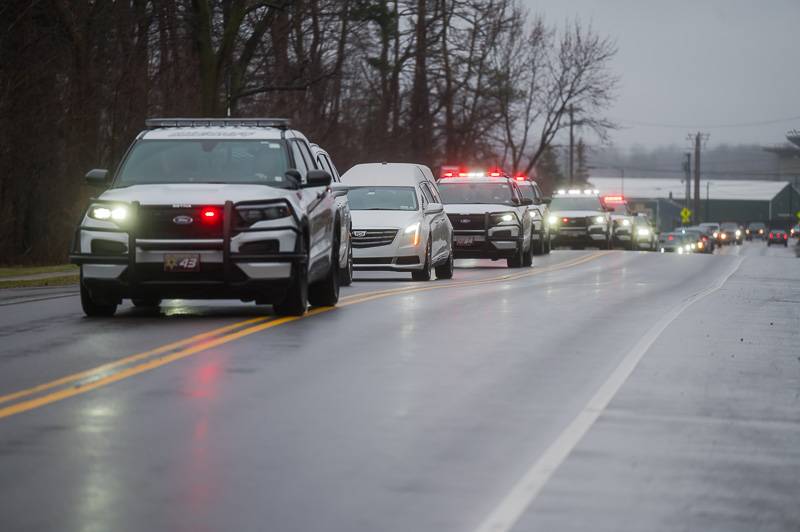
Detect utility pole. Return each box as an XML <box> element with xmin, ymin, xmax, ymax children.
<box><xmin>683</xmin><ymin>152</ymin><xmax>691</xmax><ymax>208</ymax></box>
<box><xmin>687</xmin><ymin>132</ymin><xmax>708</xmax><ymax>223</ymax></box>
<box><xmin>568</xmin><ymin>105</ymin><xmax>575</xmax><ymax>185</ymax></box>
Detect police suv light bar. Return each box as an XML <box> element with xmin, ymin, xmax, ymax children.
<box><xmin>554</xmin><ymin>188</ymin><xmax>599</xmax><ymax>196</ymax></box>
<box><xmin>145</xmin><ymin>118</ymin><xmax>290</xmax><ymax>129</ymax></box>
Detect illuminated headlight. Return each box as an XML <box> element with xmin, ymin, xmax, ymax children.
<box><xmin>677</xmin><ymin>247</ymin><xmax>684</xmax><ymax>254</ymax></box>
<box><xmin>713</xmin><ymin>231</ymin><xmax>719</xmax><ymax>238</ymax></box>
<box><xmin>691</xmin><ymin>242</ymin><xmax>697</xmax><ymax>249</ymax></box>
<box><xmin>237</xmin><ymin>204</ymin><xmax>292</xmax><ymax>224</ymax></box>
<box><xmin>529</xmin><ymin>210</ymin><xmax>541</xmax><ymax>220</ymax></box>
<box><xmin>90</xmin><ymin>205</ymin><xmax>128</xmax><ymax>222</ymax></box>
<box><xmin>548</xmin><ymin>215</ymin><xmax>558</xmax><ymax>225</ymax></box>
<box><xmin>746</xmin><ymin>229</ymin><xmax>750</xmax><ymax>235</ymax></box>
<box><xmin>594</xmin><ymin>216</ymin><xmax>605</xmax><ymax>224</ymax></box>
<box><xmin>637</xmin><ymin>227</ymin><xmax>651</xmax><ymax>237</ymax></box>
<box><xmin>491</xmin><ymin>212</ymin><xmax>518</xmax><ymax>226</ymax></box>
<box><xmin>735</xmin><ymin>229</ymin><xmax>741</xmax><ymax>237</ymax></box>
<box><xmin>621</xmin><ymin>219</ymin><xmax>631</xmax><ymax>227</ymax></box>
<box><xmin>660</xmin><ymin>247</ymin><xmax>665</xmax><ymax>253</ymax></box>
<box><xmin>403</xmin><ymin>222</ymin><xmax>421</xmax><ymax>246</ymax></box>
<box><xmin>760</xmin><ymin>229</ymin><xmax>765</xmax><ymax>234</ymax></box>
<box><xmin>720</xmin><ymin>233</ymin><xmax>727</xmax><ymax>239</ymax></box>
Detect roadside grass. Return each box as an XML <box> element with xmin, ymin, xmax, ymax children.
<box><xmin>0</xmin><ymin>274</ymin><xmax>79</xmax><ymax>289</ymax></box>
<box><xmin>0</xmin><ymin>264</ymin><xmax>78</xmax><ymax>278</ymax></box>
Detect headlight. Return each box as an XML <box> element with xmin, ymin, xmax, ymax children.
<box><xmin>529</xmin><ymin>210</ymin><xmax>541</xmax><ymax>220</ymax></box>
<box><xmin>677</xmin><ymin>247</ymin><xmax>684</xmax><ymax>254</ymax></box>
<box><xmin>89</xmin><ymin>205</ymin><xmax>128</xmax><ymax>222</ymax></box>
<box><xmin>548</xmin><ymin>215</ymin><xmax>558</xmax><ymax>225</ymax></box>
<box><xmin>720</xmin><ymin>233</ymin><xmax>727</xmax><ymax>239</ymax></box>
<box><xmin>637</xmin><ymin>227</ymin><xmax>651</xmax><ymax>237</ymax></box>
<box><xmin>712</xmin><ymin>231</ymin><xmax>719</xmax><ymax>238</ymax></box>
<box><xmin>491</xmin><ymin>212</ymin><xmax>518</xmax><ymax>226</ymax></box>
<box><xmin>735</xmin><ymin>229</ymin><xmax>741</xmax><ymax>237</ymax></box>
<box><xmin>691</xmin><ymin>242</ymin><xmax>697</xmax><ymax>249</ymax></box>
<box><xmin>621</xmin><ymin>219</ymin><xmax>631</xmax><ymax>227</ymax></box>
<box><xmin>236</xmin><ymin>204</ymin><xmax>292</xmax><ymax>225</ymax></box>
<box><xmin>403</xmin><ymin>222</ymin><xmax>421</xmax><ymax>246</ymax></box>
<box><xmin>594</xmin><ymin>216</ymin><xmax>605</xmax><ymax>224</ymax></box>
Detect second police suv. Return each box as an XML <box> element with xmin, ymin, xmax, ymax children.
<box><xmin>547</xmin><ymin>189</ymin><xmax>612</xmax><ymax>249</ymax></box>
<box><xmin>437</xmin><ymin>168</ymin><xmax>535</xmax><ymax>268</ymax></box>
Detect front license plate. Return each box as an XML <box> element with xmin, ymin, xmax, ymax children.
<box><xmin>455</xmin><ymin>235</ymin><xmax>484</xmax><ymax>246</ymax></box>
<box><xmin>164</xmin><ymin>254</ymin><xmax>200</xmax><ymax>272</ymax></box>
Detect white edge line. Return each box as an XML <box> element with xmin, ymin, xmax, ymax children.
<box><xmin>473</xmin><ymin>255</ymin><xmax>745</xmax><ymax>532</ymax></box>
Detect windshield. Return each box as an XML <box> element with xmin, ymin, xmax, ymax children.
<box><xmin>347</xmin><ymin>186</ymin><xmax>419</xmax><ymax>211</ymax></box>
<box><xmin>748</xmin><ymin>222</ymin><xmax>765</xmax><ymax>229</ymax></box>
<box><xmin>115</xmin><ymin>139</ymin><xmax>292</xmax><ymax>187</ymax></box>
<box><xmin>438</xmin><ymin>182</ymin><xmax>516</xmax><ymax>205</ymax></box>
<box><xmin>549</xmin><ymin>196</ymin><xmax>603</xmax><ymax>211</ymax></box>
<box><xmin>721</xmin><ymin>223</ymin><xmax>739</xmax><ymax>230</ymax></box>
<box><xmin>660</xmin><ymin>233</ymin><xmax>689</xmax><ymax>243</ymax></box>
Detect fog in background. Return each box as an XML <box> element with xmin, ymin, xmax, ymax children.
<box><xmin>524</xmin><ymin>0</ymin><xmax>800</xmax><ymax>152</ymax></box>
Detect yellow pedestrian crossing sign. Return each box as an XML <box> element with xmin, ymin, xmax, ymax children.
<box><xmin>680</xmin><ymin>207</ymin><xmax>692</xmax><ymax>224</ymax></box>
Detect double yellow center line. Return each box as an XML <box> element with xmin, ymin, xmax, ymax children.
<box><xmin>0</xmin><ymin>252</ymin><xmax>609</xmax><ymax>419</ymax></box>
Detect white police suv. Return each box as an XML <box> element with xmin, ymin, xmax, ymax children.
<box><xmin>437</xmin><ymin>170</ymin><xmax>534</xmax><ymax>268</ymax></box>
<box><xmin>71</xmin><ymin>118</ymin><xmax>346</xmax><ymax>317</ymax></box>
<box><xmin>547</xmin><ymin>189</ymin><xmax>612</xmax><ymax>249</ymax></box>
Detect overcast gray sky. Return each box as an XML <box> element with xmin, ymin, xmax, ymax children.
<box><xmin>522</xmin><ymin>0</ymin><xmax>800</xmax><ymax>150</ymax></box>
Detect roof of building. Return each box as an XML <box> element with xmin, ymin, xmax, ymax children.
<box><xmin>588</xmin><ymin>177</ymin><xmax>790</xmax><ymax>202</ymax></box>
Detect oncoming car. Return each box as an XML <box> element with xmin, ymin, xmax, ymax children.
<box><xmin>547</xmin><ymin>189</ymin><xmax>612</xmax><ymax>249</ymax></box>
<box><xmin>71</xmin><ymin>118</ymin><xmax>344</xmax><ymax>317</ymax></box>
<box><xmin>438</xmin><ymin>171</ymin><xmax>534</xmax><ymax>268</ymax></box>
<box><xmin>340</xmin><ymin>163</ymin><xmax>454</xmax><ymax>281</ymax></box>
<box><xmin>658</xmin><ymin>232</ymin><xmax>695</xmax><ymax>254</ymax></box>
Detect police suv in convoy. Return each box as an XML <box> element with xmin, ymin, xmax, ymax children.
<box><xmin>71</xmin><ymin>118</ymin><xmax>348</xmax><ymax>317</ymax></box>
<box><xmin>437</xmin><ymin>169</ymin><xmax>534</xmax><ymax>268</ymax></box>
<box><xmin>602</xmin><ymin>195</ymin><xmax>638</xmax><ymax>250</ymax></box>
<box><xmin>547</xmin><ymin>189</ymin><xmax>612</xmax><ymax>249</ymax></box>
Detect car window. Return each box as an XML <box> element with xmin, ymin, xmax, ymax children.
<box><xmin>518</xmin><ymin>182</ymin><xmax>536</xmax><ymax>202</ymax></box>
<box><xmin>419</xmin><ymin>182</ymin><xmax>435</xmax><ymax>204</ymax></box>
<box><xmin>316</xmin><ymin>154</ymin><xmax>334</xmax><ymax>178</ymax></box>
<box><xmin>425</xmin><ymin>182</ymin><xmax>442</xmax><ymax>203</ymax></box>
<box><xmin>289</xmin><ymin>141</ymin><xmax>309</xmax><ymax>179</ymax></box>
<box><xmin>297</xmin><ymin>141</ymin><xmax>317</xmax><ymax>170</ymax></box>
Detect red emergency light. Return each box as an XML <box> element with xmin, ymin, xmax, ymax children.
<box><xmin>602</xmin><ymin>195</ymin><xmax>626</xmax><ymax>204</ymax></box>
<box><xmin>200</xmin><ymin>207</ymin><xmax>221</xmax><ymax>224</ymax></box>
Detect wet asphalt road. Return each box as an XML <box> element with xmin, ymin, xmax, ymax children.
<box><xmin>0</xmin><ymin>241</ymin><xmax>798</xmax><ymax>531</ymax></box>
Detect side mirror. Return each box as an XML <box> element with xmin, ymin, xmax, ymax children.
<box><xmin>284</xmin><ymin>169</ymin><xmax>302</xmax><ymax>188</ymax></box>
<box><xmin>424</xmin><ymin>202</ymin><xmax>444</xmax><ymax>214</ymax></box>
<box><xmin>520</xmin><ymin>197</ymin><xmax>534</xmax><ymax>206</ymax></box>
<box><xmin>542</xmin><ymin>197</ymin><xmax>552</xmax><ymax>205</ymax></box>
<box><xmin>303</xmin><ymin>169</ymin><xmax>332</xmax><ymax>188</ymax></box>
<box><xmin>85</xmin><ymin>169</ymin><xmax>109</xmax><ymax>187</ymax></box>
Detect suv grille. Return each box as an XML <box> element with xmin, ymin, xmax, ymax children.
<box><xmin>351</xmin><ymin>229</ymin><xmax>398</xmax><ymax>248</ymax></box>
<box><xmin>136</xmin><ymin>206</ymin><xmax>224</xmax><ymax>239</ymax></box>
<box><xmin>447</xmin><ymin>214</ymin><xmax>486</xmax><ymax>230</ymax></box>
<box><xmin>558</xmin><ymin>217</ymin><xmax>587</xmax><ymax>228</ymax></box>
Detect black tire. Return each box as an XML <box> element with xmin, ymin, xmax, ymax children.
<box><xmin>605</xmin><ymin>233</ymin><xmax>613</xmax><ymax>250</ymax></box>
<box><xmin>339</xmin><ymin>241</ymin><xmax>353</xmax><ymax>286</ymax></box>
<box><xmin>507</xmin><ymin>240</ymin><xmax>524</xmax><ymax>268</ymax></box>
<box><xmin>412</xmin><ymin>241</ymin><xmax>433</xmax><ymax>281</ymax></box>
<box><xmin>434</xmin><ymin>244</ymin><xmax>454</xmax><ymax>280</ymax></box>
<box><xmin>274</xmin><ymin>263</ymin><xmax>308</xmax><ymax>316</ymax></box>
<box><xmin>80</xmin><ymin>278</ymin><xmax>117</xmax><ymax>317</ymax></box>
<box><xmin>522</xmin><ymin>237</ymin><xmax>533</xmax><ymax>267</ymax></box>
<box><xmin>132</xmin><ymin>298</ymin><xmax>161</xmax><ymax>308</ymax></box>
<box><xmin>544</xmin><ymin>235</ymin><xmax>551</xmax><ymax>254</ymax></box>
<box><xmin>309</xmin><ymin>231</ymin><xmax>341</xmax><ymax>307</ymax></box>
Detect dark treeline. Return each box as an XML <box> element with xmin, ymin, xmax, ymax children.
<box><xmin>0</xmin><ymin>0</ymin><xmax>616</xmax><ymax>263</ymax></box>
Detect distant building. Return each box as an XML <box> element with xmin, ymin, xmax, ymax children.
<box><xmin>588</xmin><ymin>176</ymin><xmax>800</xmax><ymax>230</ymax></box>
<box><xmin>764</xmin><ymin>129</ymin><xmax>800</xmax><ymax>179</ymax></box>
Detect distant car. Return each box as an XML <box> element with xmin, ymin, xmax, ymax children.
<box><xmin>602</xmin><ymin>195</ymin><xmax>638</xmax><ymax>250</ymax></box>
<box><xmin>719</xmin><ymin>222</ymin><xmax>742</xmax><ymax>245</ymax></box>
<box><xmin>438</xmin><ymin>170</ymin><xmax>535</xmax><ymax>268</ymax></box>
<box><xmin>340</xmin><ymin>163</ymin><xmax>454</xmax><ymax>281</ymax></box>
<box><xmin>698</xmin><ymin>222</ymin><xmax>722</xmax><ymax>246</ymax></box>
<box><xmin>547</xmin><ymin>189</ymin><xmax>612</xmax><ymax>250</ymax></box>
<box><xmin>745</xmin><ymin>222</ymin><xmax>766</xmax><ymax>241</ymax></box>
<box><xmin>632</xmin><ymin>213</ymin><xmax>657</xmax><ymax>251</ymax></box>
<box><xmin>790</xmin><ymin>223</ymin><xmax>800</xmax><ymax>239</ymax></box>
<box><xmin>767</xmin><ymin>229</ymin><xmax>789</xmax><ymax>247</ymax></box>
<box><xmin>681</xmin><ymin>228</ymin><xmax>713</xmax><ymax>254</ymax></box>
<box><xmin>658</xmin><ymin>232</ymin><xmax>695</xmax><ymax>254</ymax></box>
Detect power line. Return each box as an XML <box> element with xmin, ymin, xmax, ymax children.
<box><xmin>612</xmin><ymin>114</ymin><xmax>800</xmax><ymax>129</ymax></box>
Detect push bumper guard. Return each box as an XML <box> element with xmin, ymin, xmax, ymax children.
<box><xmin>70</xmin><ymin>199</ymin><xmax>306</xmax><ymax>299</ymax></box>
<box><xmin>452</xmin><ymin>213</ymin><xmax>522</xmax><ymax>260</ymax></box>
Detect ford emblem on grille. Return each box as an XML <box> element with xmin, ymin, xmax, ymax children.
<box><xmin>461</xmin><ymin>218</ymin><xmax>471</xmax><ymax>224</ymax></box>
<box><xmin>173</xmin><ymin>215</ymin><xmax>194</xmax><ymax>225</ymax></box>
<box><xmin>353</xmin><ymin>230</ymin><xmax>366</xmax><ymax>237</ymax></box>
